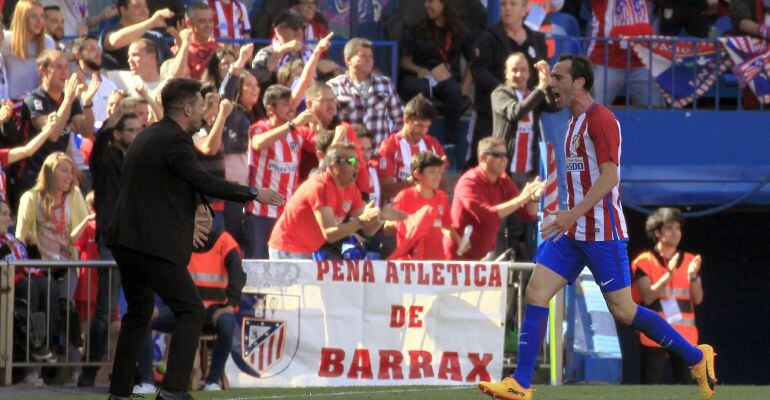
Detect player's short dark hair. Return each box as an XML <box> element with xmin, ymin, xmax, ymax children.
<box><xmin>645</xmin><ymin>207</ymin><xmax>684</xmax><ymax>242</ymax></box>
<box><xmin>161</xmin><ymin>78</ymin><xmax>203</xmax><ymax>115</ymax></box>
<box><xmin>404</xmin><ymin>94</ymin><xmax>436</xmax><ymax>121</ymax></box>
<box><xmin>186</xmin><ymin>1</ymin><xmax>211</xmax><ymax>17</ymax></box>
<box><xmin>315</xmin><ymin>129</ymin><xmax>335</xmax><ymax>154</ymax></box>
<box><xmin>72</xmin><ymin>34</ymin><xmax>99</xmax><ymax>54</ymax></box>
<box><xmin>262</xmin><ymin>84</ymin><xmax>292</xmax><ymax>108</ymax></box>
<box><xmin>558</xmin><ymin>53</ymin><xmax>594</xmax><ymax>91</ymax></box>
<box><xmin>410</xmin><ymin>151</ymin><xmax>444</xmax><ymax>175</ymax></box>
<box><xmin>115</xmin><ymin>112</ymin><xmax>138</xmax><ymax>132</ymax></box>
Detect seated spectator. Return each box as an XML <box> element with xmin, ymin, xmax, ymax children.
<box><xmin>6</xmin><ymin>197</ymin><xmax>58</xmax><ymax>386</ymax></box>
<box><xmin>492</xmin><ymin>54</ymin><xmax>557</xmax><ymax>180</ymax></box>
<box><xmin>445</xmin><ymin>137</ymin><xmax>543</xmax><ymax>260</ymax></box>
<box><xmin>42</xmin><ymin>5</ymin><xmax>64</xmax><ymax>50</ymax></box>
<box><xmin>377</xmin><ymin>94</ymin><xmax>445</xmax><ymax>200</ymax></box>
<box><xmin>208</xmin><ymin>0</ymin><xmax>251</xmax><ymax>39</ymax></box>
<box><xmin>107</xmin><ymin>38</ymin><xmax>163</xmax><ymax>96</ymax></box>
<box><xmin>588</xmin><ymin>0</ymin><xmax>662</xmax><ymax>107</ymax></box>
<box><xmin>267</xmin><ymin>143</ymin><xmax>387</xmax><ymax>259</ymax></box>
<box><xmin>657</xmin><ymin>0</ymin><xmax>712</xmax><ymax>37</ymax></box>
<box><xmin>291</xmin><ymin>0</ymin><xmax>329</xmax><ymax>45</ymax></box>
<box><xmin>327</xmin><ymin>37</ymin><xmax>404</xmax><ymax>147</ymax></box>
<box><xmin>137</xmin><ymin>205</ymin><xmax>244</xmax><ymax>392</ymax></box>
<box><xmin>632</xmin><ymin>207</ymin><xmax>704</xmax><ymax>384</ymax></box>
<box><xmin>354</xmin><ymin>124</ymin><xmax>380</xmax><ymax>206</ymax></box>
<box><xmin>16</xmin><ymin>151</ymin><xmax>90</xmax><ymax>261</ymax></box>
<box><xmin>179</xmin><ymin>2</ymin><xmax>221</xmax><ymax>80</ymax></box>
<box><xmin>387</xmin><ymin>151</ymin><xmax>464</xmax><ymax>260</ymax></box>
<box><xmin>11</xmin><ymin>50</ymin><xmax>98</xmax><ymax>208</ymax></box>
<box><xmin>398</xmin><ymin>0</ymin><xmax>473</xmax><ymax>148</ymax></box>
<box><xmin>468</xmin><ymin>0</ymin><xmax>547</xmax><ymax>168</ymax></box>
<box><xmin>101</xmin><ymin>0</ymin><xmax>173</xmax><ymax>71</ymax></box>
<box><xmin>730</xmin><ymin>0</ymin><xmax>770</xmax><ymax>39</ymax></box>
<box><xmin>72</xmin><ymin>35</ymin><xmax>120</xmax><ymax>129</ymax></box>
<box><xmin>40</xmin><ymin>0</ymin><xmax>118</xmax><ymax>38</ymax></box>
<box><xmin>1</xmin><ymin>0</ymin><xmax>56</xmax><ymax>99</ymax></box>
<box><xmin>244</xmin><ymin>85</ymin><xmax>315</xmax><ymax>259</ymax></box>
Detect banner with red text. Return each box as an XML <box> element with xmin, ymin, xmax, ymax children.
<box><xmin>225</xmin><ymin>260</ymin><xmax>508</xmax><ymax>387</ymax></box>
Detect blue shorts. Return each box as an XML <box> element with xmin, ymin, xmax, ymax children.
<box><xmin>535</xmin><ymin>237</ymin><xmax>631</xmax><ymax>293</ymax></box>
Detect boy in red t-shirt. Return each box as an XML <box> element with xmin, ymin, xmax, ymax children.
<box><xmin>74</xmin><ymin>191</ymin><xmax>100</xmax><ymax>321</ymax></box>
<box><xmin>388</xmin><ymin>152</ymin><xmax>467</xmax><ymax>260</ymax></box>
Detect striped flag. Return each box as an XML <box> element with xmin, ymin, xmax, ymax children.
<box><xmin>542</xmin><ymin>143</ymin><xmax>559</xmax><ymax>226</ymax></box>
<box><xmin>720</xmin><ymin>37</ymin><xmax>770</xmax><ymax>105</ymax></box>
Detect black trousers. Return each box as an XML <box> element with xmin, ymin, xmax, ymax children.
<box><xmin>109</xmin><ymin>245</ymin><xmax>205</xmax><ymax>396</ymax></box>
<box><xmin>640</xmin><ymin>345</ymin><xmax>693</xmax><ymax>384</ymax></box>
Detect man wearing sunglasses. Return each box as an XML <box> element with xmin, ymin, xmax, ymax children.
<box><xmin>446</xmin><ymin>137</ymin><xmax>543</xmax><ymax>261</ymax></box>
<box><xmin>268</xmin><ymin>143</ymin><xmax>384</xmax><ymax>259</ymax></box>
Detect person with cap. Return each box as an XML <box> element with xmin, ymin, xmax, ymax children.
<box><xmin>252</xmin><ymin>8</ymin><xmax>338</xmax><ymax>87</ymax></box>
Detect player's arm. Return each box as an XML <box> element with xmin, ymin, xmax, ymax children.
<box><xmin>542</xmin><ymin>161</ymin><xmax>618</xmax><ymax>241</ymax></box>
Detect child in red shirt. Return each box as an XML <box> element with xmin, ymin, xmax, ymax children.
<box><xmin>74</xmin><ymin>191</ymin><xmax>100</xmax><ymax>321</ymax></box>
<box><xmin>388</xmin><ymin>152</ymin><xmax>467</xmax><ymax>260</ymax></box>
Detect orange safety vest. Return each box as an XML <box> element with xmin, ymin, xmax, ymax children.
<box><xmin>187</xmin><ymin>231</ymin><xmax>241</xmax><ymax>308</ymax></box>
<box><xmin>631</xmin><ymin>250</ymin><xmax>699</xmax><ymax>348</ymax></box>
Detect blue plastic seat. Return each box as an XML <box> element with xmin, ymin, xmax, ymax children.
<box><xmin>551</xmin><ymin>12</ymin><xmax>581</xmax><ymax>38</ymax></box>
<box><xmin>550</xmin><ymin>34</ymin><xmax>583</xmax><ymax>65</ymax></box>
<box><xmin>714</xmin><ymin>16</ymin><xmax>733</xmax><ymax>36</ymax></box>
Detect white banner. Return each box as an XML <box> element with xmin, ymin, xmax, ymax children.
<box><xmin>225</xmin><ymin>260</ymin><xmax>509</xmax><ymax>387</ymax></box>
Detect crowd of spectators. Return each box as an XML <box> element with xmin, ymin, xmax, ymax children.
<box><xmin>0</xmin><ymin>0</ymin><xmax>752</xmax><ymax>391</ymax></box>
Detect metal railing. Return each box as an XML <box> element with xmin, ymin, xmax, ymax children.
<box><xmin>565</xmin><ymin>36</ymin><xmax>765</xmax><ymax>111</ymax></box>
<box><xmin>0</xmin><ymin>260</ymin><xmax>118</xmax><ymax>386</ymax></box>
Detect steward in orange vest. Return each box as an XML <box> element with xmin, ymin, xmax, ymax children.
<box><xmin>188</xmin><ymin>229</ymin><xmax>245</xmax><ymax>309</ymax></box>
<box><xmin>631</xmin><ymin>207</ymin><xmax>703</xmax><ymax>384</ymax></box>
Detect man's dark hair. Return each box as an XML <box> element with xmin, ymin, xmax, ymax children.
<box><xmin>186</xmin><ymin>1</ymin><xmax>211</xmax><ymax>17</ymax></box>
<box><xmin>117</xmin><ymin>0</ymin><xmax>130</xmax><ymax>9</ymax></box>
<box><xmin>35</xmin><ymin>49</ymin><xmax>64</xmax><ymax>69</ymax></box>
<box><xmin>44</xmin><ymin>5</ymin><xmax>61</xmax><ymax>13</ymax></box>
<box><xmin>72</xmin><ymin>34</ymin><xmax>99</xmax><ymax>54</ymax></box>
<box><xmin>557</xmin><ymin>53</ymin><xmax>594</xmax><ymax>91</ymax></box>
<box><xmin>161</xmin><ymin>78</ymin><xmax>203</xmax><ymax>115</ymax></box>
<box><xmin>114</xmin><ymin>113</ymin><xmax>139</xmax><ymax>132</ymax></box>
<box><xmin>306</xmin><ymin>82</ymin><xmax>331</xmax><ymax>101</ymax></box>
<box><xmin>352</xmin><ymin>124</ymin><xmax>373</xmax><ymax>140</ymax></box>
<box><xmin>315</xmin><ymin>129</ymin><xmax>335</xmax><ymax>154</ymax></box>
<box><xmin>200</xmin><ymin>82</ymin><xmax>217</xmax><ymax>97</ymax></box>
<box><xmin>410</xmin><ymin>151</ymin><xmax>444</xmax><ymax>175</ymax></box>
<box><xmin>262</xmin><ymin>84</ymin><xmax>292</xmax><ymax>109</ymax></box>
<box><xmin>403</xmin><ymin>94</ymin><xmax>436</xmax><ymax>120</ymax></box>
<box><xmin>645</xmin><ymin>207</ymin><xmax>684</xmax><ymax>242</ymax></box>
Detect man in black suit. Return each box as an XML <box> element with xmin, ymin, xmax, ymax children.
<box><xmin>106</xmin><ymin>78</ymin><xmax>283</xmax><ymax>400</ymax></box>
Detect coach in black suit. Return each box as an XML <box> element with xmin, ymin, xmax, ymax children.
<box><xmin>107</xmin><ymin>78</ymin><xmax>283</xmax><ymax>400</ymax></box>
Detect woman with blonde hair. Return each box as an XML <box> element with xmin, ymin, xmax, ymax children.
<box><xmin>16</xmin><ymin>151</ymin><xmax>91</xmax><ymax>262</ymax></box>
<box><xmin>1</xmin><ymin>0</ymin><xmax>56</xmax><ymax>99</ymax></box>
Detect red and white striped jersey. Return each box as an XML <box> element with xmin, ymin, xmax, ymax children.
<box><xmin>247</xmin><ymin>120</ymin><xmax>314</xmax><ymax>218</ymax></box>
<box><xmin>511</xmin><ymin>90</ymin><xmax>535</xmax><ymax>174</ymax></box>
<box><xmin>587</xmin><ymin>0</ymin><xmax>653</xmax><ymax>68</ymax></box>
<box><xmin>563</xmin><ymin>103</ymin><xmax>627</xmax><ymax>241</ymax></box>
<box><xmin>209</xmin><ymin>0</ymin><xmax>251</xmax><ymax>39</ymax></box>
<box><xmin>376</xmin><ymin>132</ymin><xmax>446</xmax><ymax>183</ymax></box>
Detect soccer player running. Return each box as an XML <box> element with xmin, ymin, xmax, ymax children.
<box><xmin>478</xmin><ymin>54</ymin><xmax>716</xmax><ymax>400</ymax></box>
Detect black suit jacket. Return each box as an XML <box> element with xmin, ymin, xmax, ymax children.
<box><xmin>107</xmin><ymin>117</ymin><xmax>253</xmax><ymax>266</ymax></box>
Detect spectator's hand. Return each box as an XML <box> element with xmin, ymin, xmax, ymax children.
<box><xmin>0</xmin><ymin>99</ymin><xmax>13</xmax><ymax>124</ymax></box>
<box><xmin>77</xmin><ymin>24</ymin><xmax>89</xmax><ymax>36</ymax></box>
<box><xmin>540</xmin><ymin>209</ymin><xmax>578</xmax><ymax>242</ymax></box>
<box><xmin>219</xmin><ymin>99</ymin><xmax>235</xmax><ymax>118</ymax></box>
<box><xmin>687</xmin><ymin>254</ymin><xmax>702</xmax><ymax>276</ymax></box>
<box><xmin>535</xmin><ymin>60</ymin><xmax>551</xmax><ymax>91</ymax></box>
<box><xmin>99</xmin><ymin>4</ymin><xmax>118</xmax><ymax>21</ymax></box>
<box><xmin>211</xmin><ymin>305</ymin><xmax>234</xmax><ymax>326</ymax></box>
<box><xmin>63</xmin><ymin>74</ymin><xmax>83</xmax><ymax>101</ymax></box>
<box><xmin>43</xmin><ymin>112</ymin><xmax>59</xmax><ymax>129</ymax></box>
<box><xmin>333</xmin><ymin>124</ymin><xmax>348</xmax><ymax>143</ymax></box>
<box><xmin>293</xmin><ymin>109</ymin><xmax>316</xmax><ymax>127</ymax></box>
<box><xmin>358</xmin><ymin>200</ymin><xmax>380</xmax><ymax>223</ymax></box>
<box><xmin>81</xmin><ymin>73</ymin><xmax>101</xmax><ymax>105</ymax></box>
<box><xmin>314</xmin><ymin>32</ymin><xmax>334</xmax><ymax>55</ymax></box>
<box><xmin>235</xmin><ymin>43</ymin><xmax>255</xmax><ymax>69</ymax></box>
<box><xmin>179</xmin><ymin>27</ymin><xmax>192</xmax><ymax>45</ymax></box>
<box><xmin>457</xmin><ymin>238</ymin><xmax>471</xmax><ymax>257</ymax></box>
<box><xmin>430</xmin><ymin>64</ymin><xmax>452</xmax><ymax>82</ymax></box>
<box><xmin>379</xmin><ymin>203</ymin><xmax>407</xmax><ymax>221</ymax></box>
<box><xmin>86</xmin><ymin>213</ymin><xmax>96</xmax><ymax>222</ymax></box>
<box><xmin>279</xmin><ymin>39</ymin><xmax>303</xmax><ymax>55</ymax></box>
<box><xmin>151</xmin><ymin>8</ymin><xmax>174</xmax><ymax>29</ymax></box>
<box><xmin>193</xmin><ymin>204</ymin><xmax>212</xmax><ymax>248</ymax></box>
<box><xmin>417</xmin><ymin>68</ymin><xmax>431</xmax><ymax>80</ymax></box>
<box><xmin>517</xmin><ymin>176</ymin><xmax>542</xmax><ymax>203</ymax></box>
<box><xmin>255</xmin><ymin>188</ymin><xmax>285</xmax><ymax>206</ymax></box>
<box><xmin>531</xmin><ymin>177</ymin><xmax>546</xmax><ymax>201</ymax></box>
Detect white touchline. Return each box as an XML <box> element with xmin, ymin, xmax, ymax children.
<box><xmin>221</xmin><ymin>386</ymin><xmax>474</xmax><ymax>400</ymax></box>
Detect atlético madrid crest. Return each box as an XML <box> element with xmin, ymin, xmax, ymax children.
<box><xmin>231</xmin><ymin>292</ymin><xmax>300</xmax><ymax>378</ymax></box>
